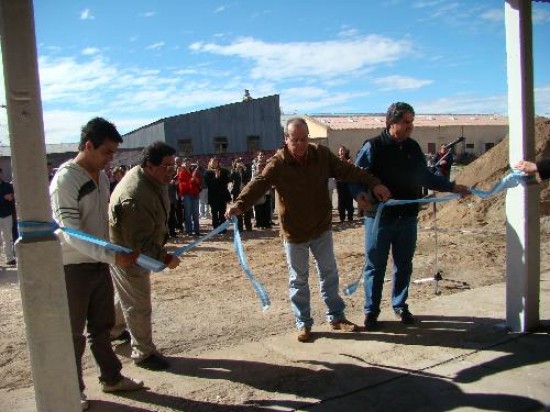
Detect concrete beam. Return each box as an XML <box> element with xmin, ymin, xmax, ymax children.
<box><xmin>0</xmin><ymin>1</ymin><xmax>80</xmax><ymax>410</ymax></box>
<box><xmin>504</xmin><ymin>0</ymin><xmax>540</xmax><ymax>332</ymax></box>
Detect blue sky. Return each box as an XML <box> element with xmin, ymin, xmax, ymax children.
<box><xmin>1</xmin><ymin>0</ymin><xmax>550</xmax><ymax>144</ymax></box>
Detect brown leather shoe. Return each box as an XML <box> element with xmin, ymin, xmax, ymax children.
<box><xmin>330</xmin><ymin>318</ymin><xmax>358</xmax><ymax>332</ymax></box>
<box><xmin>297</xmin><ymin>327</ymin><xmax>311</xmax><ymax>342</ymax></box>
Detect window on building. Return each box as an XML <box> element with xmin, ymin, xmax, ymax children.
<box><xmin>485</xmin><ymin>142</ymin><xmax>495</xmax><ymax>152</ymax></box>
<box><xmin>214</xmin><ymin>136</ymin><xmax>228</xmax><ymax>153</ymax></box>
<box><xmin>247</xmin><ymin>135</ymin><xmax>261</xmax><ymax>153</ymax></box>
<box><xmin>178</xmin><ymin>139</ymin><xmax>193</xmax><ymax>157</ymax></box>
<box><xmin>427</xmin><ymin>142</ymin><xmax>436</xmax><ymax>154</ymax></box>
<box><xmin>466</xmin><ymin>143</ymin><xmax>475</xmax><ymax>149</ymax></box>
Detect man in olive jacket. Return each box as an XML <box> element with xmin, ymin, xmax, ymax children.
<box><xmin>109</xmin><ymin>141</ymin><xmax>181</xmax><ymax>371</ymax></box>
<box><xmin>226</xmin><ymin>117</ymin><xmax>391</xmax><ymax>342</ymax></box>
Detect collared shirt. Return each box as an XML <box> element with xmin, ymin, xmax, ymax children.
<box><xmin>109</xmin><ymin>165</ymin><xmax>170</xmax><ymax>262</ymax></box>
<box><xmin>233</xmin><ymin>143</ymin><xmax>381</xmax><ymax>243</ymax></box>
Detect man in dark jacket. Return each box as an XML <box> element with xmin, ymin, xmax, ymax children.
<box><xmin>350</xmin><ymin>102</ymin><xmax>470</xmax><ymax>330</ymax></box>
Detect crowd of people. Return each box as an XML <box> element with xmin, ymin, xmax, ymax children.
<box><xmin>5</xmin><ymin>101</ymin><xmax>546</xmax><ymax>409</ymax></box>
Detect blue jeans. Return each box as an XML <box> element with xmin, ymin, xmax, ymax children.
<box><xmin>183</xmin><ymin>195</ymin><xmax>200</xmax><ymax>234</ymax></box>
<box><xmin>284</xmin><ymin>230</ymin><xmax>346</xmax><ymax>329</ymax></box>
<box><xmin>363</xmin><ymin>215</ymin><xmax>417</xmax><ymax>316</ymax></box>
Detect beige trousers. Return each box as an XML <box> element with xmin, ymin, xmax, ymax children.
<box><xmin>110</xmin><ymin>265</ymin><xmax>156</xmax><ymax>362</ymax></box>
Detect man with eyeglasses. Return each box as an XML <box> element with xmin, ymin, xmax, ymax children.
<box><xmin>226</xmin><ymin>117</ymin><xmax>391</xmax><ymax>342</ymax></box>
<box><xmin>109</xmin><ymin>141</ymin><xmax>181</xmax><ymax>371</ymax></box>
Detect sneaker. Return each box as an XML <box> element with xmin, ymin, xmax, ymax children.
<box><xmin>6</xmin><ymin>259</ymin><xmax>16</xmax><ymax>266</ymax></box>
<box><xmin>101</xmin><ymin>376</ymin><xmax>144</xmax><ymax>393</ymax></box>
<box><xmin>395</xmin><ymin>308</ymin><xmax>416</xmax><ymax>324</ymax></box>
<box><xmin>297</xmin><ymin>327</ymin><xmax>311</xmax><ymax>343</ymax></box>
<box><xmin>135</xmin><ymin>353</ymin><xmax>170</xmax><ymax>371</ymax></box>
<box><xmin>364</xmin><ymin>313</ymin><xmax>379</xmax><ymax>330</ymax></box>
<box><xmin>110</xmin><ymin>330</ymin><xmax>131</xmax><ymax>343</ymax></box>
<box><xmin>80</xmin><ymin>392</ymin><xmax>89</xmax><ymax>411</ymax></box>
<box><xmin>330</xmin><ymin>318</ymin><xmax>358</xmax><ymax>332</ymax></box>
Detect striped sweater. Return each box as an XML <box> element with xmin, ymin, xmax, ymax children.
<box><xmin>49</xmin><ymin>160</ymin><xmax>116</xmax><ymax>265</ymax></box>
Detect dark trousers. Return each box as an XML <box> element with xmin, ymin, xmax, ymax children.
<box><xmin>175</xmin><ymin>197</ymin><xmax>184</xmax><ymax>232</ymax></box>
<box><xmin>210</xmin><ymin>202</ymin><xmax>227</xmax><ymax>229</ymax></box>
<box><xmin>337</xmin><ymin>182</ymin><xmax>354</xmax><ymax>221</ymax></box>
<box><xmin>254</xmin><ymin>200</ymin><xmax>271</xmax><ymax>228</ymax></box>
<box><xmin>168</xmin><ymin>202</ymin><xmax>179</xmax><ymax>236</ymax></box>
<box><xmin>64</xmin><ymin>263</ymin><xmax>123</xmax><ymax>391</ymax></box>
<box><xmin>232</xmin><ymin>194</ymin><xmax>253</xmax><ymax>231</ymax></box>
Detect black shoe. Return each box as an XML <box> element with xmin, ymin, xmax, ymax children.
<box><xmin>395</xmin><ymin>308</ymin><xmax>416</xmax><ymax>324</ymax></box>
<box><xmin>110</xmin><ymin>330</ymin><xmax>131</xmax><ymax>343</ymax></box>
<box><xmin>135</xmin><ymin>353</ymin><xmax>170</xmax><ymax>371</ymax></box>
<box><xmin>6</xmin><ymin>259</ymin><xmax>16</xmax><ymax>266</ymax></box>
<box><xmin>364</xmin><ymin>313</ymin><xmax>379</xmax><ymax>330</ymax></box>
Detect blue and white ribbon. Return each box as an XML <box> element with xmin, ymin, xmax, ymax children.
<box><xmin>230</xmin><ymin>217</ymin><xmax>271</xmax><ymax>310</ymax></box>
<box><xmin>18</xmin><ymin>216</ymin><xmax>270</xmax><ymax>310</ymax></box>
<box><xmin>343</xmin><ymin>170</ymin><xmax>530</xmax><ymax>296</ymax></box>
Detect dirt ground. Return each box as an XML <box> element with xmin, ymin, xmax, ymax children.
<box><xmin>2</xmin><ymin>212</ymin><xmax>548</xmax><ymax>395</ymax></box>
<box><xmin>1</xmin><ymin>118</ymin><xmax>550</xmax><ymax>405</ymax></box>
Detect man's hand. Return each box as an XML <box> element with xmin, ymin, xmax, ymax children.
<box><xmin>166</xmin><ymin>254</ymin><xmax>180</xmax><ymax>269</ymax></box>
<box><xmin>3</xmin><ymin>193</ymin><xmax>14</xmax><ymax>202</ymax></box>
<box><xmin>225</xmin><ymin>205</ymin><xmax>242</xmax><ymax>220</ymax></box>
<box><xmin>514</xmin><ymin>160</ymin><xmax>538</xmax><ymax>176</ymax></box>
<box><xmin>115</xmin><ymin>251</ymin><xmax>139</xmax><ymax>268</ymax></box>
<box><xmin>355</xmin><ymin>192</ymin><xmax>372</xmax><ymax>211</ymax></box>
<box><xmin>452</xmin><ymin>184</ymin><xmax>471</xmax><ymax>197</ymax></box>
<box><xmin>372</xmin><ymin>184</ymin><xmax>391</xmax><ymax>201</ymax></box>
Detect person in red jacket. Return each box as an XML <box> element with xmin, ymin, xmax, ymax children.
<box><xmin>178</xmin><ymin>158</ymin><xmax>202</xmax><ymax>236</ymax></box>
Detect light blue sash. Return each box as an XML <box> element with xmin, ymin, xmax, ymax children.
<box><xmin>18</xmin><ymin>216</ymin><xmax>270</xmax><ymax>310</ymax></box>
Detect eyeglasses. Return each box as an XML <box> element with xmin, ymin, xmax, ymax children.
<box><xmin>158</xmin><ymin>163</ymin><xmax>177</xmax><ymax>171</ymax></box>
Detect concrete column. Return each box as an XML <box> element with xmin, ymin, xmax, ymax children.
<box><xmin>0</xmin><ymin>1</ymin><xmax>80</xmax><ymax>410</ymax></box>
<box><xmin>504</xmin><ymin>0</ymin><xmax>540</xmax><ymax>332</ymax></box>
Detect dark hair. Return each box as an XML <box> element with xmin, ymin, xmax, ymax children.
<box><xmin>140</xmin><ymin>141</ymin><xmax>176</xmax><ymax>167</ymax></box>
<box><xmin>284</xmin><ymin>117</ymin><xmax>309</xmax><ymax>135</ymax></box>
<box><xmin>79</xmin><ymin>117</ymin><xmax>123</xmax><ymax>151</ymax></box>
<box><xmin>385</xmin><ymin>102</ymin><xmax>415</xmax><ymax>129</ymax></box>
<box><xmin>338</xmin><ymin>145</ymin><xmax>351</xmax><ymax>160</ymax></box>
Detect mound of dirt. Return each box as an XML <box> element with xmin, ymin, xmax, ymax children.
<box><xmin>420</xmin><ymin>117</ymin><xmax>550</xmax><ymax>231</ymax></box>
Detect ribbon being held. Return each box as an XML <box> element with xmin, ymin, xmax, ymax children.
<box><xmin>343</xmin><ymin>170</ymin><xmax>530</xmax><ymax>296</ymax></box>
<box><xmin>18</xmin><ymin>217</ymin><xmax>271</xmax><ymax>310</ymax></box>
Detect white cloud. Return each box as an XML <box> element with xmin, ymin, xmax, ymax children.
<box><xmin>416</xmin><ymin>83</ymin><xmax>550</xmax><ymax>116</ymax></box>
<box><xmin>142</xmin><ymin>11</ymin><xmax>156</xmax><ymax>18</ymax></box>
<box><xmin>145</xmin><ymin>42</ymin><xmax>165</xmax><ymax>51</ymax></box>
<box><xmin>80</xmin><ymin>9</ymin><xmax>94</xmax><ymax>20</ymax></box>
<box><xmin>82</xmin><ymin>47</ymin><xmax>100</xmax><ymax>56</ymax></box>
<box><xmin>214</xmin><ymin>5</ymin><xmax>226</xmax><ymax>13</ymax></box>
<box><xmin>190</xmin><ymin>35</ymin><xmax>412</xmax><ymax>81</ymax></box>
<box><xmin>374</xmin><ymin>75</ymin><xmax>433</xmax><ymax>91</ymax></box>
<box><xmin>280</xmin><ymin>87</ymin><xmax>370</xmax><ymax>113</ymax></box>
<box><xmin>480</xmin><ymin>8</ymin><xmax>503</xmax><ymax>22</ymax></box>
<box><xmin>533</xmin><ymin>7</ymin><xmax>550</xmax><ymax>24</ymax></box>
<box><xmin>412</xmin><ymin>0</ymin><xmax>446</xmax><ymax>8</ymax></box>
<box><xmin>416</xmin><ymin>93</ymin><xmax>507</xmax><ymax>114</ymax></box>
<box><xmin>34</xmin><ymin>53</ymin><xmax>250</xmax><ymax>141</ymax></box>
<box><xmin>338</xmin><ymin>26</ymin><xmax>359</xmax><ymax>38</ymax></box>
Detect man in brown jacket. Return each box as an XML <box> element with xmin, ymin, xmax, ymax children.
<box><xmin>226</xmin><ymin>117</ymin><xmax>390</xmax><ymax>342</ymax></box>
